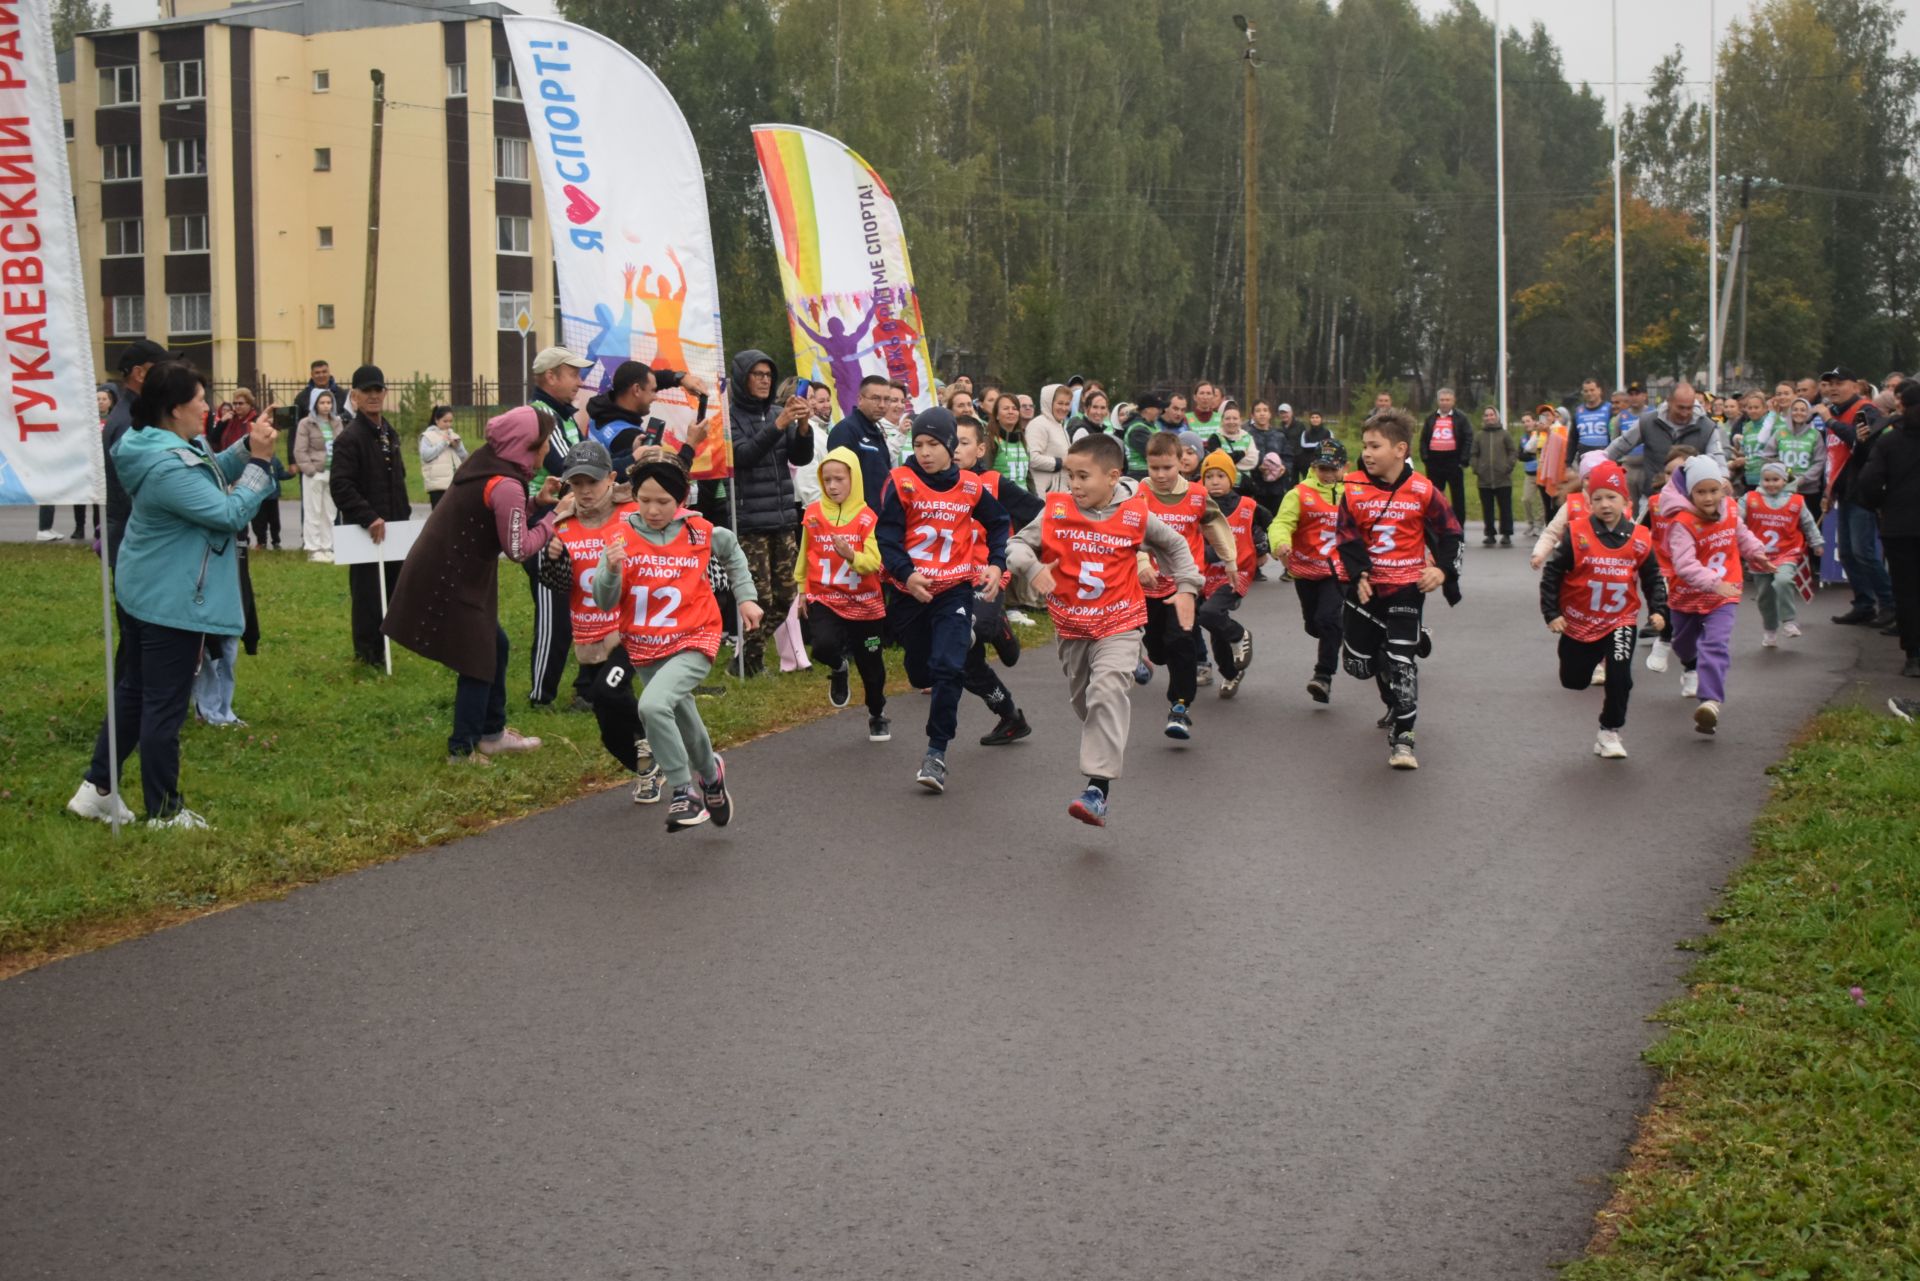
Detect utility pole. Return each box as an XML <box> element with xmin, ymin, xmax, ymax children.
<box><xmin>1707</xmin><ymin>0</ymin><xmax>1719</xmax><ymax>390</ymax></box>
<box><xmin>1611</xmin><ymin>0</ymin><xmax>1625</xmax><ymax>391</ymax></box>
<box><xmin>1236</xmin><ymin>15</ymin><xmax>1258</xmax><ymax>411</ymax></box>
<box><xmin>1735</xmin><ymin>176</ymin><xmax>1752</xmax><ymax>377</ymax></box>
<box><xmin>362</xmin><ymin>68</ymin><xmax>386</xmax><ymax>366</ymax></box>
<box><xmin>1493</xmin><ymin>0</ymin><xmax>1509</xmax><ymax>433</ymax></box>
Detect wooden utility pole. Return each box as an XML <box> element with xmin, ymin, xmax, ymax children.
<box><xmin>362</xmin><ymin>68</ymin><xmax>386</xmax><ymax>366</ymax></box>
<box><xmin>1238</xmin><ymin>16</ymin><xmax>1259</xmax><ymax>410</ymax></box>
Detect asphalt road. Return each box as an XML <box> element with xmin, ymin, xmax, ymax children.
<box><xmin>0</xmin><ymin>541</ymin><xmax>1897</xmax><ymax>1280</ymax></box>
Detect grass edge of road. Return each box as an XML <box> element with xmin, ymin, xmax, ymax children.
<box><xmin>1564</xmin><ymin>699</ymin><xmax>1920</xmax><ymax>1280</ymax></box>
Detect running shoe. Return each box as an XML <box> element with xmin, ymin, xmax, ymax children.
<box><xmin>149</xmin><ymin>808</ymin><xmax>211</xmax><ymax>831</ymax></box>
<box><xmin>1889</xmin><ymin>696</ymin><xmax>1918</xmax><ymax>723</ymax></box>
<box><xmin>1761</xmin><ymin>630</ymin><xmax>1778</xmax><ymax>648</ymax></box>
<box><xmin>1594</xmin><ymin>728</ymin><xmax>1628</xmax><ymax>759</ymax></box>
<box><xmin>1067</xmin><ymin>786</ymin><xmax>1109</xmax><ymax>827</ymax></box>
<box><xmin>66</xmin><ymin>781</ymin><xmax>135</xmax><ymax>825</ymax></box>
<box><xmin>632</xmin><ymin>767</ymin><xmax>664</xmax><ymax>804</ymax></box>
<box><xmin>1306</xmin><ymin>676</ymin><xmax>1331</xmax><ymax>704</ymax></box>
<box><xmin>1784</xmin><ymin>621</ymin><xmax>1803</xmax><ymax>639</ymax></box>
<box><xmin>829</xmin><ymin>663</ymin><xmax>851</xmax><ymax>708</ymax></box>
<box><xmin>1647</xmin><ymin>639</ymin><xmax>1672</xmax><ymax>672</ymax></box>
<box><xmin>916</xmin><ymin>751</ymin><xmax>948</xmax><ymax>793</ymax></box>
<box><xmin>1694</xmin><ymin>700</ymin><xmax>1720</xmax><ymax>734</ymax></box>
<box><xmin>700</xmin><ymin>754</ymin><xmax>732</xmax><ymax>827</ymax></box>
<box><xmin>1134</xmin><ymin>659</ymin><xmax>1153</xmax><ymax>685</ymax></box>
<box><xmin>868</xmin><ymin>713</ymin><xmax>892</xmax><ymax>742</ymax></box>
<box><xmin>979</xmin><ymin>709</ymin><xmax>1032</xmax><ymax>746</ymax></box>
<box><xmin>666</xmin><ymin>785</ymin><xmax>709</xmax><ymax>831</ymax></box>
<box><xmin>1387</xmin><ymin>736</ymin><xmax>1419</xmax><ymax>770</ymax></box>
<box><xmin>1195</xmin><ymin>665</ymin><xmax>1214</xmax><ymax>688</ymax></box>
<box><xmin>1681</xmin><ymin>670</ymin><xmax>1698</xmax><ymax>698</ymax></box>
<box><xmin>478</xmin><ymin>727</ymin><xmax>542</xmax><ymax>755</ymax></box>
<box><xmin>1164</xmin><ymin>702</ymin><xmax>1193</xmax><ymax>740</ymax></box>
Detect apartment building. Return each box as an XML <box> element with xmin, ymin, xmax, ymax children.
<box><xmin>60</xmin><ymin>0</ymin><xmax>559</xmax><ymax>401</ymax></box>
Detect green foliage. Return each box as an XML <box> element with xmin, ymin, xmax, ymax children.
<box><xmin>394</xmin><ymin>372</ymin><xmax>440</xmax><ymax>435</ymax></box>
<box><xmin>51</xmin><ymin>0</ymin><xmax>111</xmax><ymax>52</ymax></box>
<box><xmin>1566</xmin><ymin>705</ymin><xmax>1920</xmax><ymax>1279</ymax></box>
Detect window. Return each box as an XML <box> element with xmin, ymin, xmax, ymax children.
<box><xmin>101</xmin><ymin>143</ymin><xmax>140</xmax><ymax>182</ymax></box>
<box><xmin>162</xmin><ymin>60</ymin><xmax>204</xmax><ymax>102</ymax></box>
<box><xmin>316</xmin><ymin>304</ymin><xmax>335</xmax><ymax>329</ymax></box>
<box><xmin>317</xmin><ymin>225</ymin><xmax>334</xmax><ymax>249</ymax></box>
<box><xmin>64</xmin><ymin>118</ymin><xmax>75</xmax><ymax>140</ymax></box>
<box><xmin>312</xmin><ymin>69</ymin><xmax>331</xmax><ymax>93</ymax></box>
<box><xmin>165</xmin><ymin>137</ymin><xmax>206</xmax><ymax>178</ymax></box>
<box><xmin>168</xmin><ymin>292</ymin><xmax>212</xmax><ymax>335</ymax></box>
<box><xmin>167</xmin><ymin>213</ymin><xmax>208</xmax><ymax>254</ymax></box>
<box><xmin>493</xmin><ymin>135</ymin><xmax>528</xmax><ymax>182</ymax></box>
<box><xmin>98</xmin><ymin>65</ymin><xmax>138</xmax><ymax>106</ymax></box>
<box><xmin>446</xmin><ymin>62</ymin><xmax>467</xmax><ymax>98</ymax></box>
<box><xmin>497</xmin><ymin>291</ymin><xmax>532</xmax><ymax>331</ymax></box>
<box><xmin>497</xmin><ymin>215</ymin><xmax>531</xmax><ymax>255</ymax></box>
<box><xmin>103</xmin><ymin>218</ymin><xmax>143</xmax><ymax>257</ymax></box>
<box><xmin>313</xmin><ymin>147</ymin><xmax>331</xmax><ymax>172</ymax></box>
<box><xmin>492</xmin><ymin>56</ymin><xmax>520</xmax><ymax>100</ymax></box>
<box><xmin>109</xmin><ymin>295</ymin><xmax>145</xmax><ymax>337</ymax></box>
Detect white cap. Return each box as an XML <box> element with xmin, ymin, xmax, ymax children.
<box><xmin>531</xmin><ymin>346</ymin><xmax>592</xmax><ymax>375</ymax></box>
<box><xmin>1278</xmin><ymin>403</ymin><xmax>1292</xmax><ymax>413</ymax></box>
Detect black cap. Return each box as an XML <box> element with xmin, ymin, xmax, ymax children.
<box><xmin>351</xmin><ymin>364</ymin><xmax>386</xmax><ymax>391</ymax></box>
<box><xmin>610</xmin><ymin>360</ymin><xmax>655</xmax><ymax>397</ymax></box>
<box><xmin>1314</xmin><ymin>439</ymin><xmax>1349</xmax><ymax>467</ymax></box>
<box><xmin>1135</xmin><ymin>392</ymin><xmax>1167</xmax><ymax>412</ymax></box>
<box><xmin>560</xmin><ymin>438</ymin><xmax>614</xmax><ymax>482</ymax></box>
<box><xmin>1626</xmin><ymin>380</ymin><xmax>1645</xmax><ymax>394</ymax></box>
<box><xmin>910</xmin><ymin>406</ymin><xmax>958</xmax><ymax>455</ymax></box>
<box><xmin>1820</xmin><ymin>365</ymin><xmax>1857</xmax><ymax>382</ymax></box>
<box><xmin>116</xmin><ymin>338</ymin><xmax>170</xmax><ymax>374</ymax></box>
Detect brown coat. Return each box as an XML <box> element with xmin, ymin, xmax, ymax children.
<box><xmin>381</xmin><ymin>444</ymin><xmax>525</xmax><ymax>681</ymax></box>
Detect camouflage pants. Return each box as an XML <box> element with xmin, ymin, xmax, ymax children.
<box><xmin>736</xmin><ymin>527</ymin><xmax>800</xmax><ymax>676</ymax></box>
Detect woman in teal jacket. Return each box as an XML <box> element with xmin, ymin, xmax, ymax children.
<box><xmin>69</xmin><ymin>363</ymin><xmax>279</xmax><ymax>829</ymax></box>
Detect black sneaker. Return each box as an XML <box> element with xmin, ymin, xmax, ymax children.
<box><xmin>567</xmin><ymin>695</ymin><xmax>594</xmax><ymax>714</ymax></box>
<box><xmin>868</xmin><ymin>713</ymin><xmax>892</xmax><ymax>742</ymax></box>
<box><xmin>1417</xmin><ymin>628</ymin><xmax>1433</xmax><ymax>658</ymax></box>
<box><xmin>1482</xmin><ymin>535</ymin><xmax>1496</xmax><ymax>547</ymax></box>
<box><xmin>1870</xmin><ymin>608</ymin><xmax>1899</xmax><ymax>630</ymax></box>
<box><xmin>1376</xmin><ymin>711</ymin><xmax>1393</xmax><ymax>729</ymax></box>
<box><xmin>829</xmin><ymin>663</ymin><xmax>851</xmax><ymax>708</ymax></box>
<box><xmin>916</xmin><ymin>751</ymin><xmax>948</xmax><ymax>793</ymax></box>
<box><xmin>1832</xmin><ymin>605</ymin><xmax>1875</xmax><ymax>625</ymax></box>
<box><xmin>1904</xmin><ymin>656</ymin><xmax>1920</xmax><ymax>679</ymax></box>
<box><xmin>1306</xmin><ymin>675</ymin><xmax>1331</xmax><ymax>704</ymax></box>
<box><xmin>1164</xmin><ymin>702</ymin><xmax>1193</xmax><ymax>740</ymax></box>
<box><xmin>1230</xmin><ymin>628</ymin><xmax>1253</xmax><ymax>675</ymax></box>
<box><xmin>991</xmin><ymin>620</ymin><xmax>1022</xmax><ymax>667</ymax></box>
<box><xmin>666</xmin><ymin>784</ymin><xmax>709</xmax><ymax>832</ymax></box>
<box><xmin>700</xmin><ymin>753</ymin><xmax>732</xmax><ymax>827</ymax></box>
<box><xmin>979</xmin><ymin>709</ymin><xmax>1032</xmax><ymax>746</ymax></box>
<box><xmin>1500</xmin><ymin>535</ymin><xmax>1512</xmax><ymax>547</ymax></box>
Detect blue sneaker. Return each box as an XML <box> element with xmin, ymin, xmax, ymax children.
<box><xmin>1164</xmin><ymin>702</ymin><xmax>1193</xmax><ymax>740</ymax></box>
<box><xmin>1068</xmin><ymin>786</ymin><xmax>1108</xmax><ymax>827</ymax></box>
<box><xmin>1134</xmin><ymin>659</ymin><xmax>1153</xmax><ymax>685</ymax></box>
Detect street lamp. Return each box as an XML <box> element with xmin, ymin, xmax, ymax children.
<box><xmin>1234</xmin><ymin>16</ymin><xmax>1258</xmax><ymax>412</ymax></box>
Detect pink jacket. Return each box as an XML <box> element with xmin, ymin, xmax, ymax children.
<box><xmin>1658</xmin><ymin>474</ymin><xmax>1770</xmax><ymax>592</ymax></box>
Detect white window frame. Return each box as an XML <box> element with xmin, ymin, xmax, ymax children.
<box><xmin>446</xmin><ymin>62</ymin><xmax>467</xmax><ymax>98</ymax></box>
<box><xmin>168</xmin><ymin>292</ymin><xmax>212</xmax><ymax>336</ymax></box>
<box><xmin>162</xmin><ymin>59</ymin><xmax>204</xmax><ymax>103</ymax></box>
<box><xmin>165</xmin><ymin>137</ymin><xmax>206</xmax><ymax>178</ymax></box>
<box><xmin>316</xmin><ymin>304</ymin><xmax>336</xmax><ymax>330</ymax></box>
<box><xmin>103</xmin><ymin>218</ymin><xmax>143</xmax><ymax>258</ymax></box>
<box><xmin>497</xmin><ymin>291</ymin><xmax>532</xmax><ymax>331</ymax></box>
<box><xmin>497</xmin><ymin>215</ymin><xmax>532</xmax><ymax>255</ymax></box>
<box><xmin>101</xmin><ymin>143</ymin><xmax>140</xmax><ymax>183</ymax></box>
<box><xmin>493</xmin><ymin>135</ymin><xmax>529</xmax><ymax>182</ymax></box>
<box><xmin>98</xmin><ymin>65</ymin><xmax>138</xmax><ymax>106</ymax></box>
<box><xmin>167</xmin><ymin>213</ymin><xmax>208</xmax><ymax>255</ymax></box>
<box><xmin>492</xmin><ymin>56</ymin><xmax>520</xmax><ymax>100</ymax></box>
<box><xmin>316</xmin><ymin>225</ymin><xmax>334</xmax><ymax>250</ymax></box>
<box><xmin>110</xmin><ymin>295</ymin><xmax>145</xmax><ymax>338</ymax></box>
<box><xmin>312</xmin><ymin>69</ymin><xmax>331</xmax><ymax>93</ymax></box>
<box><xmin>313</xmin><ymin>147</ymin><xmax>331</xmax><ymax>172</ymax></box>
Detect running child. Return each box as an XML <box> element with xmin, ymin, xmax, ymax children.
<box><xmin>1539</xmin><ymin>459</ymin><xmax>1667</xmax><ymax>759</ymax></box>
<box><xmin>875</xmin><ymin>407</ymin><xmax>1012</xmax><ymax>793</ymax></box>
<box><xmin>1642</xmin><ymin>445</ymin><xmax>1696</xmax><ymax>673</ymax></box>
<box><xmin>1140</xmin><ymin>431</ymin><xmax>1239</xmax><ymax>739</ymax></box>
<box><xmin>1739</xmin><ymin>460</ymin><xmax>1823</xmax><ymax>647</ymax></box>
<box><xmin>954</xmin><ymin>415</ymin><xmax>1039</xmax><ymax>745</ymax></box>
<box><xmin>1197</xmin><ymin>449</ymin><xmax>1267</xmax><ymax>698</ymax></box>
<box><xmin>1006</xmin><ymin>434</ymin><xmax>1202</xmax><ymax>826</ymax></box>
<box><xmin>1335</xmin><ymin>409</ymin><xmax>1463</xmax><ymax>769</ymax></box>
<box><xmin>538</xmin><ymin>440</ymin><xmax>661</xmax><ymax>801</ymax></box>
<box><xmin>1659</xmin><ymin>456</ymin><xmax>1775</xmax><ymax>734</ymax></box>
<box><xmin>793</xmin><ymin>446</ymin><xmax>891</xmax><ymax>741</ymax></box>
<box><xmin>593</xmin><ymin>456</ymin><xmax>762</xmax><ymax>830</ymax></box>
<box><xmin>1270</xmin><ymin>439</ymin><xmax>1349</xmax><ymax>703</ymax></box>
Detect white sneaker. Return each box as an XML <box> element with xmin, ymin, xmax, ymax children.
<box><xmin>149</xmin><ymin>808</ymin><xmax>211</xmax><ymax>830</ymax></box>
<box><xmin>478</xmin><ymin>727</ymin><xmax>542</xmax><ymax>754</ymax></box>
<box><xmin>1784</xmin><ymin>621</ymin><xmax>1803</xmax><ymax>639</ymax></box>
<box><xmin>1680</xmin><ymin>669</ymin><xmax>1698</xmax><ymax>698</ymax></box>
<box><xmin>1592</xmin><ymin>661</ymin><xmax>1607</xmax><ymax>685</ymax></box>
<box><xmin>631</xmin><ymin>766</ymin><xmax>664</xmax><ymax>804</ymax></box>
<box><xmin>33</xmin><ymin>528</ymin><xmax>61</xmax><ymax>542</ymax></box>
<box><xmin>308</xmin><ymin>550</ymin><xmax>333</xmax><ymax>564</ymax></box>
<box><xmin>1647</xmin><ymin>639</ymin><xmax>1671</xmax><ymax>673</ymax></box>
<box><xmin>1761</xmin><ymin>630</ymin><xmax>1778</xmax><ymax>648</ymax></box>
<box><xmin>67</xmin><ymin>780</ymin><xmax>135</xmax><ymax>825</ymax></box>
<box><xmin>1694</xmin><ymin>701</ymin><xmax>1720</xmax><ymax>735</ymax></box>
<box><xmin>1594</xmin><ymin>728</ymin><xmax>1628</xmax><ymax>759</ymax></box>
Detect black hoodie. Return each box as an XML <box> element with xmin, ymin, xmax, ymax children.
<box><xmin>727</xmin><ymin>348</ymin><xmax>813</xmax><ymax>534</ymax></box>
<box><xmin>585</xmin><ymin>386</ymin><xmax>692</xmax><ymax>476</ymax></box>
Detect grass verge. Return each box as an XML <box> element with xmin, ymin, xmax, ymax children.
<box><xmin>1567</xmin><ymin>703</ymin><xmax>1920</xmax><ymax>1279</ymax></box>
<box><xmin>0</xmin><ymin>542</ymin><xmax>1050</xmax><ymax>972</ymax></box>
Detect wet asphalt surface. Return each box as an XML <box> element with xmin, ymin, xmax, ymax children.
<box><xmin>0</xmin><ymin>541</ymin><xmax>1896</xmax><ymax>1280</ymax></box>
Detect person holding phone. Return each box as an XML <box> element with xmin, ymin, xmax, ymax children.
<box><xmin>726</xmin><ymin>350</ymin><xmax>814</xmax><ymax>675</ymax></box>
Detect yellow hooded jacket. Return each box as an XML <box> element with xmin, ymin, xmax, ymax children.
<box><xmin>793</xmin><ymin>445</ymin><xmax>884</xmax><ymax>592</ymax></box>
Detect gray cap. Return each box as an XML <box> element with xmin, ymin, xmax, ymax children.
<box><xmin>532</xmin><ymin>345</ymin><xmax>592</xmax><ymax>375</ymax></box>
<box><xmin>560</xmin><ymin>438</ymin><xmax>614</xmax><ymax>482</ymax></box>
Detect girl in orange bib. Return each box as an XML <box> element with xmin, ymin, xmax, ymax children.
<box><xmin>1739</xmin><ymin>461</ymin><xmax>1824</xmax><ymax>646</ymax></box>
<box><xmin>1659</xmin><ymin>456</ymin><xmax>1775</xmax><ymax>735</ymax></box>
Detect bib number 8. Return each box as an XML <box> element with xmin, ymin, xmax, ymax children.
<box><xmin>1702</xmin><ymin>551</ymin><xmax>1729</xmax><ymax>578</ymax></box>
<box><xmin>907</xmin><ymin>525</ymin><xmax>956</xmax><ymax>564</ymax></box>
<box><xmin>629</xmin><ymin>584</ymin><xmax>682</xmax><ymax>629</ymax></box>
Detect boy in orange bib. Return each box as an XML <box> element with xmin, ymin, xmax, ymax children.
<box><xmin>1659</xmin><ymin>455</ymin><xmax>1775</xmax><ymax>735</ymax></box>
<box><xmin>1007</xmin><ymin>434</ymin><xmax>1201</xmax><ymax>826</ymax></box>
<box><xmin>1140</xmin><ymin>431</ymin><xmax>1238</xmax><ymax>739</ymax></box>
<box><xmin>1197</xmin><ymin>449</ymin><xmax>1269</xmax><ymax>699</ymax></box>
<box><xmin>793</xmin><ymin>446</ymin><xmax>891</xmax><ymax>741</ymax></box>
<box><xmin>1739</xmin><ymin>460</ymin><xmax>1823</xmax><ymax>646</ymax></box>
<box><xmin>1269</xmin><ymin>439</ymin><xmax>1349</xmax><ymax>702</ymax></box>
<box><xmin>1539</xmin><ymin>459</ymin><xmax>1667</xmax><ymax>758</ymax></box>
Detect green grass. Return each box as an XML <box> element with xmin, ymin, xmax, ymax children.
<box><xmin>0</xmin><ymin>543</ymin><xmax>1040</xmax><ymax>965</ymax></box>
<box><xmin>1567</xmin><ymin>705</ymin><xmax>1920</xmax><ymax>1279</ymax></box>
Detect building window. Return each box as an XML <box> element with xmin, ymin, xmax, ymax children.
<box><xmin>168</xmin><ymin>293</ymin><xmax>212</xmax><ymax>336</ymax></box>
<box><xmin>492</xmin><ymin>56</ymin><xmax>520</xmax><ymax>100</ymax></box>
<box><xmin>316</xmin><ymin>304</ymin><xmax>335</xmax><ymax>329</ymax></box>
<box><xmin>64</xmin><ymin>118</ymin><xmax>75</xmax><ymax>140</ymax></box>
<box><xmin>446</xmin><ymin>62</ymin><xmax>467</xmax><ymax>97</ymax></box>
<box><xmin>493</xmin><ymin>135</ymin><xmax>528</xmax><ymax>182</ymax></box>
<box><xmin>168</xmin><ymin>213</ymin><xmax>209</xmax><ymax>254</ymax></box>
<box><xmin>98</xmin><ymin>64</ymin><xmax>138</xmax><ymax>106</ymax></box>
<box><xmin>103</xmin><ymin>218</ymin><xmax>143</xmax><ymax>258</ymax></box>
<box><xmin>165</xmin><ymin>137</ymin><xmax>206</xmax><ymax>178</ymax></box>
<box><xmin>317</xmin><ymin>225</ymin><xmax>334</xmax><ymax>249</ymax></box>
<box><xmin>162</xmin><ymin>59</ymin><xmax>204</xmax><ymax>103</ymax></box>
<box><xmin>313</xmin><ymin>147</ymin><xmax>331</xmax><ymax>172</ymax></box>
<box><xmin>109</xmin><ymin>295</ymin><xmax>145</xmax><ymax>337</ymax></box>
<box><xmin>497</xmin><ymin>215</ymin><xmax>532</xmax><ymax>255</ymax></box>
<box><xmin>312</xmin><ymin>69</ymin><xmax>331</xmax><ymax>93</ymax></box>
<box><xmin>101</xmin><ymin>143</ymin><xmax>140</xmax><ymax>183</ymax></box>
<box><xmin>497</xmin><ymin>291</ymin><xmax>532</xmax><ymax>331</ymax></box>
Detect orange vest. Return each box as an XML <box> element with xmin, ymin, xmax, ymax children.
<box><xmin>1143</xmin><ymin>482</ymin><xmax>1207</xmax><ymax>600</ymax></box>
<box><xmin>1559</xmin><ymin>515</ymin><xmax>1654</xmax><ymax>641</ymax></box>
<box><xmin>553</xmin><ymin>502</ymin><xmax>639</xmax><ymax>642</ymax></box>
<box><xmin>888</xmin><ymin>465</ymin><xmax>985</xmax><ymax>590</ymax></box>
<box><xmin>1204</xmin><ymin>494</ymin><xmax>1259</xmax><ymax>596</ymax></box>
<box><xmin>1741</xmin><ymin>492</ymin><xmax>1806</xmax><ymax>567</ymax></box>
<box><xmin>1037</xmin><ymin>493</ymin><xmax>1149</xmax><ymax>639</ymax></box>
<box><xmin>1342</xmin><ymin>468</ymin><xmax>1436</xmax><ymax>589</ymax></box>
<box><xmin>1647</xmin><ymin>491</ymin><xmax>1681</xmax><ymax>578</ymax></box>
<box><xmin>1566</xmin><ymin>491</ymin><xmax>1590</xmax><ymax>522</ymax></box>
<box><xmin>801</xmin><ymin>502</ymin><xmax>884</xmax><ymax>621</ymax></box>
<box><xmin>1666</xmin><ymin>505</ymin><xmax>1743</xmax><ymax>614</ymax></box>
<box><xmin>1289</xmin><ymin>484</ymin><xmax>1343</xmax><ymax>581</ymax></box>
<box><xmin>614</xmin><ymin>514</ymin><xmax>725</xmax><ymax>664</ymax></box>
<box><xmin>968</xmin><ymin>469</ymin><xmax>1002</xmax><ymax>568</ymax></box>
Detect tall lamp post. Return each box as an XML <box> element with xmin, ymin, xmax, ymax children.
<box><xmin>1235</xmin><ymin>14</ymin><xmax>1258</xmax><ymax>412</ymax></box>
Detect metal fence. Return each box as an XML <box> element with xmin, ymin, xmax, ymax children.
<box><xmin>208</xmin><ymin>378</ymin><xmax>511</xmax><ymax>435</ymax></box>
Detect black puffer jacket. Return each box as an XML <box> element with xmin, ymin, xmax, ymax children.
<box><xmin>727</xmin><ymin>348</ymin><xmax>812</xmax><ymax>534</ymax></box>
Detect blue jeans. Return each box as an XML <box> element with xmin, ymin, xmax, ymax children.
<box><xmin>1835</xmin><ymin>501</ymin><xmax>1893</xmax><ymax>611</ymax></box>
<box><xmin>450</xmin><ymin>626</ymin><xmax>509</xmax><ymax>755</ymax></box>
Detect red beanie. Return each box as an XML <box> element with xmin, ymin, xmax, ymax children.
<box><xmin>1586</xmin><ymin>459</ymin><xmax>1628</xmax><ymax>498</ymax></box>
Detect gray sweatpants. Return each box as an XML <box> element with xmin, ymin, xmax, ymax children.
<box><xmin>1057</xmin><ymin>629</ymin><xmax>1144</xmax><ymax>780</ymax></box>
<box><xmin>636</xmin><ymin>648</ymin><xmax>718</xmax><ymax>789</ymax></box>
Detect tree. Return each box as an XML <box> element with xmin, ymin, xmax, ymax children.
<box><xmin>52</xmin><ymin>0</ymin><xmax>112</xmax><ymax>52</ymax></box>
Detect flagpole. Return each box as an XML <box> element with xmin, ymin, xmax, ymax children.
<box><xmin>1611</xmin><ymin>0</ymin><xmax>1626</xmax><ymax>391</ymax></box>
<box><xmin>1494</xmin><ymin>0</ymin><xmax>1509</xmax><ymax>432</ymax></box>
<box><xmin>1707</xmin><ymin>0</ymin><xmax>1720</xmax><ymax>389</ymax></box>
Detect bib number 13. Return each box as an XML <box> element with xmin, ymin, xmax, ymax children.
<box><xmin>1586</xmin><ymin>581</ymin><xmax>1630</xmax><ymax>614</ymax></box>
